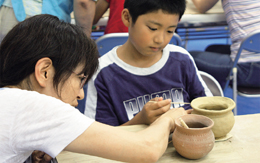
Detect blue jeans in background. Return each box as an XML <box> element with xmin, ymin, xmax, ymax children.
<box><xmin>190</xmin><ymin>50</ymin><xmax>260</xmax><ymax>89</ymax></box>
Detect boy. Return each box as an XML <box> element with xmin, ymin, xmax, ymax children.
<box><xmin>84</xmin><ymin>0</ymin><xmax>212</xmax><ymax>126</ymax></box>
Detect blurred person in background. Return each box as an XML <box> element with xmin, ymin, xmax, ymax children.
<box><xmin>93</xmin><ymin>0</ymin><xmax>128</xmax><ymax>34</ymax></box>
<box><xmin>0</xmin><ymin>0</ymin><xmax>96</xmax><ymax>41</ymax></box>
<box><xmin>190</xmin><ymin>0</ymin><xmax>260</xmax><ymax>89</ymax></box>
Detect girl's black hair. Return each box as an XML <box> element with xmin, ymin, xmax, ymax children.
<box><xmin>0</xmin><ymin>14</ymin><xmax>99</xmax><ymax>92</ymax></box>
<box><xmin>124</xmin><ymin>0</ymin><xmax>186</xmax><ymax>24</ymax></box>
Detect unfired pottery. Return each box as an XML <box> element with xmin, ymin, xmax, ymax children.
<box><xmin>172</xmin><ymin>114</ymin><xmax>215</xmax><ymax>160</ymax></box>
<box><xmin>191</xmin><ymin>96</ymin><xmax>236</xmax><ymax>138</ymax></box>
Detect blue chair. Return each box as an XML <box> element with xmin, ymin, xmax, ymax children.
<box><xmin>95</xmin><ymin>32</ymin><xmax>182</xmax><ymax>56</ymax></box>
<box><xmin>223</xmin><ymin>30</ymin><xmax>260</xmax><ymax>115</ymax></box>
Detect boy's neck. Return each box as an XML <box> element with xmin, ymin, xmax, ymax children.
<box><xmin>117</xmin><ymin>41</ymin><xmax>163</xmax><ymax>68</ymax></box>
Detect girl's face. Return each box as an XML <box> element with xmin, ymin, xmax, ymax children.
<box><xmin>58</xmin><ymin>64</ymin><xmax>86</xmax><ymax>107</ymax></box>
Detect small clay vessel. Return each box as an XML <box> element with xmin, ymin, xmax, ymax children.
<box><xmin>191</xmin><ymin>96</ymin><xmax>235</xmax><ymax>138</ymax></box>
<box><xmin>172</xmin><ymin>114</ymin><xmax>215</xmax><ymax>160</ymax></box>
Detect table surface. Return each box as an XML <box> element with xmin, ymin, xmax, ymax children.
<box><xmin>80</xmin><ymin>0</ymin><xmax>225</xmax><ymax>28</ymax></box>
<box><xmin>185</xmin><ymin>0</ymin><xmax>224</xmax><ymax>14</ymax></box>
<box><xmin>57</xmin><ymin>113</ymin><xmax>260</xmax><ymax>163</ymax></box>
<box><xmin>71</xmin><ymin>0</ymin><xmax>226</xmax><ymax>28</ymax></box>
<box><xmin>98</xmin><ymin>0</ymin><xmax>224</xmax><ymax>17</ymax></box>
<box><xmin>180</xmin><ymin>0</ymin><xmax>226</xmax><ymax>26</ymax></box>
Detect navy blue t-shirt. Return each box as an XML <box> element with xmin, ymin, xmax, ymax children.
<box><xmin>84</xmin><ymin>44</ymin><xmax>212</xmax><ymax>126</ymax></box>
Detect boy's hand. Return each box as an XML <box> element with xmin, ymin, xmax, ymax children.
<box><xmin>186</xmin><ymin>109</ymin><xmax>193</xmax><ymax>114</ymax></box>
<box><xmin>140</xmin><ymin>97</ymin><xmax>171</xmax><ymax>125</ymax></box>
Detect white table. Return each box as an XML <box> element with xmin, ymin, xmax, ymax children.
<box><xmin>92</xmin><ymin>0</ymin><xmax>225</xmax><ymax>27</ymax></box>
<box><xmin>57</xmin><ymin>113</ymin><xmax>260</xmax><ymax>163</ymax></box>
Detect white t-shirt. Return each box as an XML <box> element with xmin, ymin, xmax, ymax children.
<box><xmin>222</xmin><ymin>0</ymin><xmax>260</xmax><ymax>63</ymax></box>
<box><xmin>0</xmin><ymin>88</ymin><xmax>94</xmax><ymax>163</ymax></box>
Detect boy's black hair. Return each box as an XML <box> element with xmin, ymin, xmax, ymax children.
<box><xmin>0</xmin><ymin>14</ymin><xmax>99</xmax><ymax>93</ymax></box>
<box><xmin>124</xmin><ymin>0</ymin><xmax>186</xmax><ymax>24</ymax></box>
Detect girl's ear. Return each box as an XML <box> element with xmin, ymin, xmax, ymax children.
<box><xmin>121</xmin><ymin>9</ymin><xmax>131</xmax><ymax>27</ymax></box>
<box><xmin>34</xmin><ymin>57</ymin><xmax>54</xmax><ymax>87</ymax></box>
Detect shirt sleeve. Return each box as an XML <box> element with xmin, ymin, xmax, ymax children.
<box><xmin>186</xmin><ymin>57</ymin><xmax>208</xmax><ymax>99</ymax></box>
<box><xmin>85</xmin><ymin>68</ymin><xmax>122</xmax><ymax>126</ymax></box>
<box><xmin>11</xmin><ymin>91</ymin><xmax>94</xmax><ymax>158</ymax></box>
<box><xmin>94</xmin><ymin>73</ymin><xmax>121</xmax><ymax>126</ymax></box>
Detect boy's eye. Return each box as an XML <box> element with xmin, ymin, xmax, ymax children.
<box><xmin>148</xmin><ymin>26</ymin><xmax>157</xmax><ymax>31</ymax></box>
<box><xmin>167</xmin><ymin>31</ymin><xmax>174</xmax><ymax>34</ymax></box>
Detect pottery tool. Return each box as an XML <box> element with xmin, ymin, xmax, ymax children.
<box><xmin>149</xmin><ymin>101</ymin><xmax>190</xmax><ymax>105</ymax></box>
<box><xmin>179</xmin><ymin>117</ymin><xmax>189</xmax><ymax>129</ymax></box>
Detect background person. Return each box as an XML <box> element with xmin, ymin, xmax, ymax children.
<box><xmin>189</xmin><ymin>0</ymin><xmax>260</xmax><ymax>89</ymax></box>
<box><xmin>93</xmin><ymin>0</ymin><xmax>128</xmax><ymax>34</ymax></box>
<box><xmin>0</xmin><ymin>0</ymin><xmax>96</xmax><ymax>41</ymax></box>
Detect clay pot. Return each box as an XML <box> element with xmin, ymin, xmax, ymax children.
<box><xmin>191</xmin><ymin>96</ymin><xmax>235</xmax><ymax>138</ymax></box>
<box><xmin>172</xmin><ymin>114</ymin><xmax>215</xmax><ymax>160</ymax></box>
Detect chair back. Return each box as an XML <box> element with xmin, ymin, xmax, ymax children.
<box><xmin>224</xmin><ymin>30</ymin><xmax>260</xmax><ymax>90</ymax></box>
<box><xmin>199</xmin><ymin>71</ymin><xmax>224</xmax><ymax>96</ymax></box>
<box><xmin>169</xmin><ymin>33</ymin><xmax>182</xmax><ymax>46</ymax></box>
<box><xmin>240</xmin><ymin>32</ymin><xmax>260</xmax><ymax>53</ymax></box>
<box><xmin>95</xmin><ymin>33</ymin><xmax>182</xmax><ymax>56</ymax></box>
<box><xmin>223</xmin><ymin>30</ymin><xmax>260</xmax><ymax>115</ymax></box>
<box><xmin>95</xmin><ymin>33</ymin><xmax>128</xmax><ymax>56</ymax></box>
<box><xmin>233</xmin><ymin>31</ymin><xmax>260</xmax><ymax>66</ymax></box>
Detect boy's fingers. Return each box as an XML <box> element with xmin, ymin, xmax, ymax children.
<box><xmin>152</xmin><ymin>104</ymin><xmax>171</xmax><ymax>116</ymax></box>
<box><xmin>149</xmin><ymin>99</ymin><xmax>171</xmax><ymax>107</ymax></box>
<box><xmin>186</xmin><ymin>109</ymin><xmax>193</xmax><ymax>114</ymax></box>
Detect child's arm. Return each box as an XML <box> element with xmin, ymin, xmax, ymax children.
<box><xmin>191</xmin><ymin>0</ymin><xmax>219</xmax><ymax>13</ymax></box>
<box><xmin>93</xmin><ymin>0</ymin><xmax>109</xmax><ymax>25</ymax></box>
<box><xmin>73</xmin><ymin>0</ymin><xmax>96</xmax><ymax>37</ymax></box>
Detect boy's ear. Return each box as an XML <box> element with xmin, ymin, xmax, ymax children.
<box><xmin>34</xmin><ymin>57</ymin><xmax>54</xmax><ymax>87</ymax></box>
<box><xmin>121</xmin><ymin>9</ymin><xmax>131</xmax><ymax>27</ymax></box>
